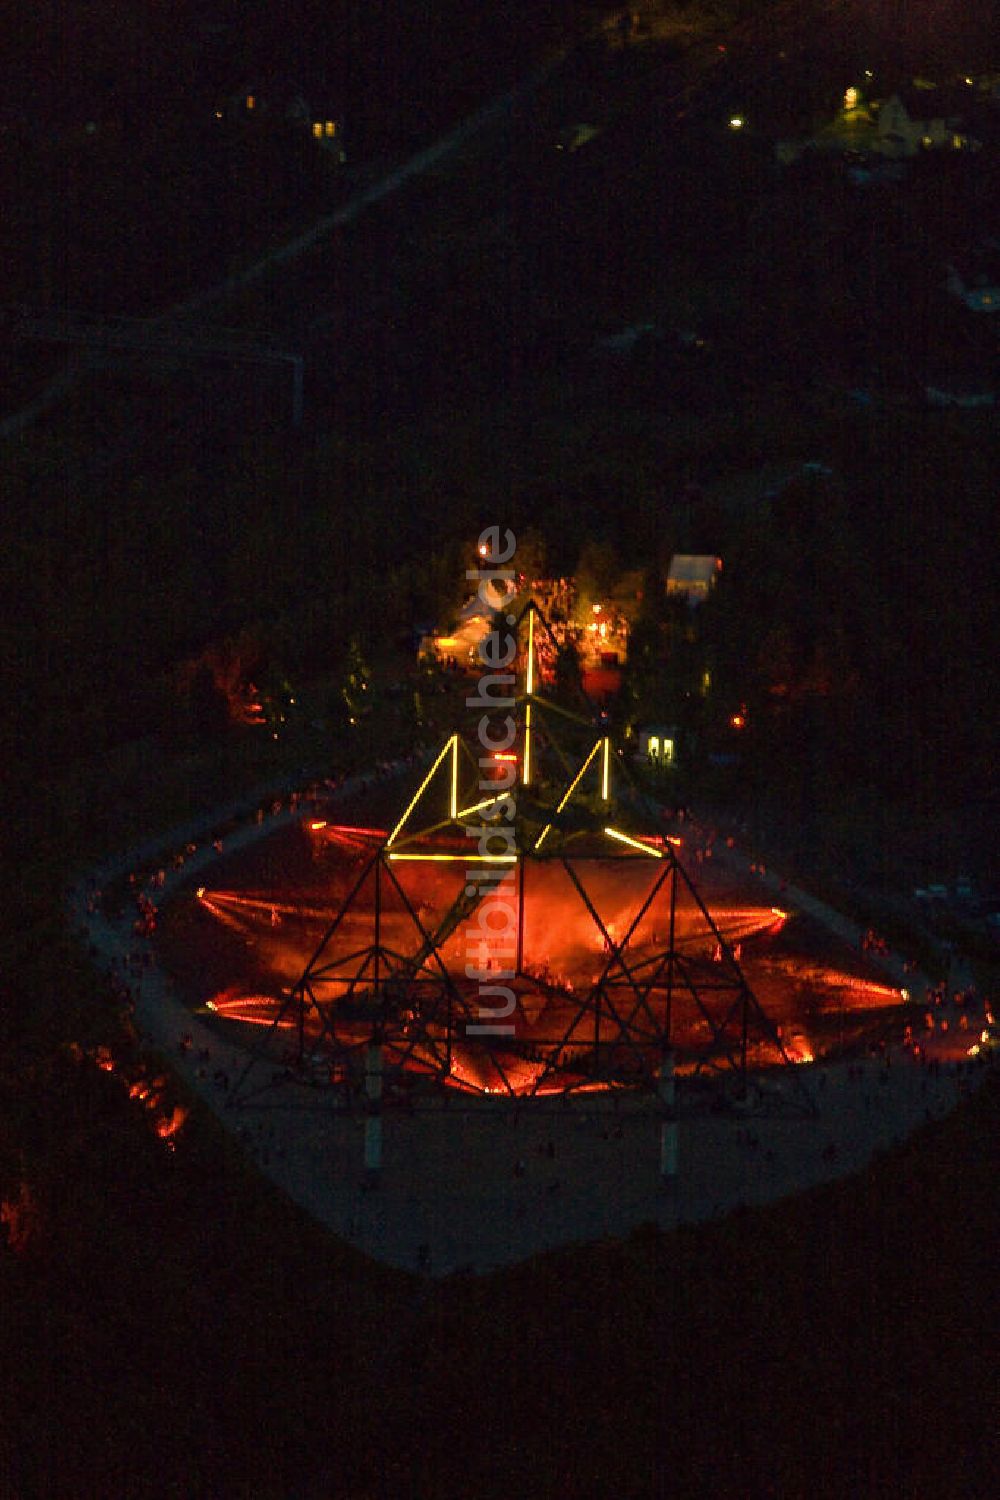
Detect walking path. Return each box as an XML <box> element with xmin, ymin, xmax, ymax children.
<box><xmin>67</xmin><ymin>773</ymin><xmax>993</xmax><ymax>1278</ymax></box>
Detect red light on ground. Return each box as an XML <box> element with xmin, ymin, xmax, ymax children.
<box><xmin>208</xmin><ymin>990</ymin><xmax>298</xmax><ymax>1029</ymax></box>
<box><xmin>155</xmin><ymin>1105</ymin><xmax>188</xmax><ymax>1139</ymax></box>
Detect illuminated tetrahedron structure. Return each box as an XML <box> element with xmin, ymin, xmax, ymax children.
<box><xmin>230</xmin><ymin>599</ymin><xmax>813</xmax><ymax>1112</ymax></box>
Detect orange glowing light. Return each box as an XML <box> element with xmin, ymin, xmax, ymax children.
<box><xmin>601</xmin><ymin>737</ymin><xmax>610</xmax><ymax>802</ymax></box>
<box><xmin>701</xmin><ymin>906</ymin><xmax>791</xmax><ymax>942</ymax></box>
<box><xmin>327</xmin><ymin>824</ymin><xmax>388</xmax><ymax>838</ymax></box>
<box><xmin>208</xmin><ymin>992</ymin><xmax>298</xmax><ymax>1029</ymax></box>
<box><xmin>155</xmin><ymin>1105</ymin><xmax>189</xmax><ymax>1139</ymax></box>
<box><xmin>309</xmin><ymin>820</ymin><xmax>328</xmax><ymax>831</ymax></box>
<box><xmin>847</xmin><ymin>979</ymin><xmax>907</xmax><ymax>1001</ymax></box>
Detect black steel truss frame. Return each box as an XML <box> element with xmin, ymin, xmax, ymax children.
<box><xmin>228</xmin><ymin>598</ymin><xmax>815</xmax><ymax>1115</ymax></box>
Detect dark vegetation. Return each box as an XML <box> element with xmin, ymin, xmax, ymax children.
<box><xmin>0</xmin><ymin>0</ymin><xmax>599</xmax><ymax>313</ymax></box>
<box><xmin>1</xmin><ymin>2</ymin><xmax>998</xmax><ymax>1493</ymax></box>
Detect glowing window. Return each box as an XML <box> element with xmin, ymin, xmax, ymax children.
<box><xmin>648</xmin><ymin>736</ymin><xmax>660</xmax><ymax>756</ymax></box>
<box><xmin>247</xmin><ymin>95</ymin><xmax>255</xmax><ymax>111</ymax></box>
<box><xmin>663</xmin><ymin>739</ymin><xmax>675</xmax><ymax>762</ymax></box>
<box><xmin>325</xmin><ymin>121</ymin><xmax>336</xmax><ymax>137</ymax></box>
<box><xmin>312</xmin><ymin>122</ymin><xmax>323</xmax><ymax>138</ymax></box>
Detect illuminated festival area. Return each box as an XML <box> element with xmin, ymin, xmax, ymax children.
<box><xmin>151</xmin><ymin>601</ymin><xmax>913</xmax><ymax>1111</ymax></box>
<box><xmin>155</xmin><ymin>787</ymin><xmax>909</xmax><ymax>1107</ymax></box>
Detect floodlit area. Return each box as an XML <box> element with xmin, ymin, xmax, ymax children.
<box><xmin>73</xmin><ymin>760</ymin><xmax>987</xmax><ymax>1275</ymax></box>
<box><xmin>72</xmin><ymin>589</ymin><xmax>990</xmax><ymax>1274</ymax></box>
<box><xmin>155</xmin><ymin>795</ymin><xmax>910</xmax><ymax>1103</ymax></box>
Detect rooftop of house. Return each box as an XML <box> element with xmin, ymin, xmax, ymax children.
<box><xmin>667</xmin><ymin>555</ymin><xmax>722</xmax><ymax>588</ymax></box>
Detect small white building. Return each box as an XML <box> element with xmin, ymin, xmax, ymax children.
<box><xmin>666</xmin><ymin>555</ymin><xmax>722</xmax><ymax>605</ymax></box>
